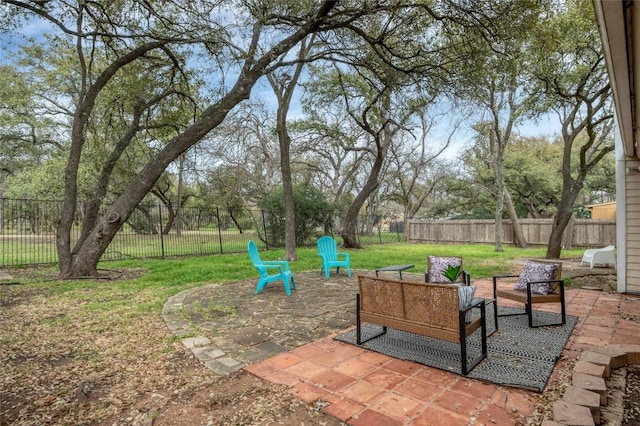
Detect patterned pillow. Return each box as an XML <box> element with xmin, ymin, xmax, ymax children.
<box><xmin>514</xmin><ymin>261</ymin><xmax>558</xmax><ymax>295</ymax></box>
<box><xmin>428</xmin><ymin>256</ymin><xmax>463</xmax><ymax>283</ymax></box>
<box><xmin>455</xmin><ymin>284</ymin><xmax>477</xmax><ymax>323</ymax></box>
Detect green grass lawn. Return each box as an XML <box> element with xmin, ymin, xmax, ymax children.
<box><xmin>4</xmin><ymin>242</ymin><xmax>584</xmax><ymax>316</ymax></box>
<box><xmin>1</xmin><ymin>230</ymin><xmax>407</xmax><ymax>266</ymax></box>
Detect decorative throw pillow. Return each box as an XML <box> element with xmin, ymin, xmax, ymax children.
<box><xmin>514</xmin><ymin>261</ymin><xmax>558</xmax><ymax>295</ymax></box>
<box><xmin>428</xmin><ymin>256</ymin><xmax>462</xmax><ymax>283</ymax></box>
<box><xmin>455</xmin><ymin>284</ymin><xmax>477</xmax><ymax>323</ymax></box>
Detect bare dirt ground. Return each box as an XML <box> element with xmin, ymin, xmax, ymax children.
<box><xmin>0</xmin><ymin>267</ymin><xmax>619</xmax><ymax>426</ymax></box>
<box><xmin>0</xmin><ymin>268</ymin><xmax>345</xmax><ymax>426</ymax></box>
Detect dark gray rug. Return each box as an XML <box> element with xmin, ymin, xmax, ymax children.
<box><xmin>334</xmin><ymin>306</ymin><xmax>577</xmax><ymax>392</ymax></box>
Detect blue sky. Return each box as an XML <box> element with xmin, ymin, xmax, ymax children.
<box><xmin>1</xmin><ymin>14</ymin><xmax>53</xmax><ymax>61</ymax></box>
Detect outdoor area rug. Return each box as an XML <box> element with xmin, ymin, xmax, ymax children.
<box><xmin>334</xmin><ymin>307</ymin><xmax>578</xmax><ymax>392</ymax></box>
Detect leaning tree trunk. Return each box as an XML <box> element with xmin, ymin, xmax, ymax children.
<box><xmin>342</xmin><ymin>194</ymin><xmax>367</xmax><ymax>249</ymax></box>
<box><xmin>546</xmin><ymin>186</ymin><xmax>582</xmax><ymax>259</ymax></box>
<box><xmin>504</xmin><ymin>188</ymin><xmax>528</xmax><ymax>248</ymax></box>
<box><xmin>491</xmin><ymin>144</ymin><xmax>505</xmax><ymax>252</ymax></box>
<box><xmin>228</xmin><ymin>207</ymin><xmax>243</xmax><ymax>233</ymax></box>
<box><xmin>546</xmin><ymin>209</ymin><xmax>573</xmax><ymax>259</ymax></box>
<box><xmin>494</xmin><ymin>193</ymin><xmax>504</xmax><ymax>252</ymax></box>
<box><xmin>59</xmin><ymin>82</ymin><xmax>262</xmax><ymax>277</ymax></box>
<box><xmin>280</xmin><ymin>134</ymin><xmax>297</xmax><ymax>261</ymax></box>
<box><xmin>57</xmin><ymin>2</ymin><xmax>338</xmax><ymax>277</ymax></box>
<box><xmin>342</xmin><ymin>153</ymin><xmax>386</xmax><ymax>248</ymax></box>
<box><xmin>163</xmin><ymin>206</ymin><xmax>176</xmax><ymax>235</ymax></box>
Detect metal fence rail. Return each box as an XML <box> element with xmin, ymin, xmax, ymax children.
<box><xmin>0</xmin><ymin>198</ymin><xmax>406</xmax><ymax>267</ymax></box>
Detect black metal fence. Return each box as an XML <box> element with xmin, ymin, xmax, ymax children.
<box><xmin>0</xmin><ymin>198</ymin><xmax>406</xmax><ymax>267</ymax></box>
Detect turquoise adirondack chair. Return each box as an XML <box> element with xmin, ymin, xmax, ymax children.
<box><xmin>247</xmin><ymin>240</ymin><xmax>296</xmax><ymax>296</ymax></box>
<box><xmin>317</xmin><ymin>236</ymin><xmax>351</xmax><ymax>279</ymax></box>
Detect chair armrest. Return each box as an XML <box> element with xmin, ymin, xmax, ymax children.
<box><xmin>526</xmin><ymin>279</ymin><xmax>564</xmax><ymax>285</ymax></box>
<box><xmin>493</xmin><ymin>274</ymin><xmax>520</xmax><ymax>298</ymax></box>
<box><xmin>256</xmin><ymin>263</ymin><xmax>285</xmax><ymax>274</ymax></box>
<box><xmin>336</xmin><ymin>252</ymin><xmax>350</xmax><ymax>260</ymax></box>
<box><xmin>493</xmin><ymin>274</ymin><xmax>519</xmax><ymax>279</ymax></box>
<box><xmin>260</xmin><ymin>260</ymin><xmax>291</xmax><ymax>271</ymax></box>
<box><xmin>461</xmin><ymin>298</ymin><xmax>485</xmax><ymax>313</ymax></box>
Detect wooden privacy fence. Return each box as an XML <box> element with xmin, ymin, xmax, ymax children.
<box><xmin>406</xmin><ymin>219</ymin><xmax>616</xmax><ymax>249</ymax></box>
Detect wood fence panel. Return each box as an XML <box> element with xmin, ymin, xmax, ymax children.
<box><xmin>518</xmin><ymin>219</ymin><xmax>553</xmax><ymax>245</ymax></box>
<box><xmin>407</xmin><ymin>219</ymin><xmax>615</xmax><ymax>248</ymax></box>
<box><xmin>571</xmin><ymin>220</ymin><xmax>617</xmax><ymax>247</ymax></box>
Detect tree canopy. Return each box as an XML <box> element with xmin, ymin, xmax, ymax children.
<box><xmin>0</xmin><ymin>0</ymin><xmax>616</xmax><ymax>275</ymax></box>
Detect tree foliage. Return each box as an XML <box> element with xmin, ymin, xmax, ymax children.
<box><xmin>2</xmin><ymin>0</ymin><xmax>344</xmax><ymax>276</ymax></box>
<box><xmin>530</xmin><ymin>0</ymin><xmax>614</xmax><ymax>258</ymax></box>
<box><xmin>0</xmin><ymin>0</ymin><xmax>618</xmax><ymax>274</ymax></box>
<box><xmin>259</xmin><ymin>183</ymin><xmax>333</xmax><ymax>247</ymax></box>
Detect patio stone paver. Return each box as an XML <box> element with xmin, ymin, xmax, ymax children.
<box><xmin>162</xmin><ymin>262</ymin><xmax>640</xmax><ymax>425</ymax></box>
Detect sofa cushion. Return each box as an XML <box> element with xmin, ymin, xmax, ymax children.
<box><xmin>514</xmin><ymin>261</ymin><xmax>558</xmax><ymax>295</ymax></box>
<box><xmin>428</xmin><ymin>256</ymin><xmax>463</xmax><ymax>283</ymax></box>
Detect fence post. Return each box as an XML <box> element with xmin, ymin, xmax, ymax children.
<box><xmin>158</xmin><ymin>204</ymin><xmax>165</xmax><ymax>259</ymax></box>
<box><xmin>261</xmin><ymin>210</ymin><xmax>268</xmax><ymax>250</ymax></box>
<box><xmin>216</xmin><ymin>207</ymin><xmax>223</xmax><ymax>254</ymax></box>
<box><xmin>158</xmin><ymin>204</ymin><xmax>164</xmax><ymax>259</ymax></box>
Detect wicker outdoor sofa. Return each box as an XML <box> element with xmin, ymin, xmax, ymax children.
<box><xmin>356</xmin><ymin>275</ymin><xmax>488</xmax><ymax>375</ymax></box>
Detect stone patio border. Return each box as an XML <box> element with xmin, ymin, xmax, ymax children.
<box><xmin>545</xmin><ymin>344</ymin><xmax>640</xmax><ymax>425</ymax></box>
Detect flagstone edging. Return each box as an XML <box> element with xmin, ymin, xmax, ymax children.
<box><xmin>543</xmin><ymin>344</ymin><xmax>640</xmax><ymax>426</ymax></box>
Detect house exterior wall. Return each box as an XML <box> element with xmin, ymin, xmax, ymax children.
<box><xmin>594</xmin><ymin>0</ymin><xmax>640</xmax><ymax>295</ymax></box>
<box><xmin>621</xmin><ymin>153</ymin><xmax>640</xmax><ymax>294</ymax></box>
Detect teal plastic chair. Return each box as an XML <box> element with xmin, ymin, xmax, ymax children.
<box><xmin>247</xmin><ymin>240</ymin><xmax>296</xmax><ymax>296</ymax></box>
<box><xmin>317</xmin><ymin>236</ymin><xmax>351</xmax><ymax>279</ymax></box>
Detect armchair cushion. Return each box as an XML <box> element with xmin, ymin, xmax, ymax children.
<box><xmin>514</xmin><ymin>261</ymin><xmax>558</xmax><ymax>295</ymax></box>
<box><xmin>427</xmin><ymin>256</ymin><xmax>463</xmax><ymax>283</ymax></box>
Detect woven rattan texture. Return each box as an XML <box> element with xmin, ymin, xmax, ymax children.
<box><xmin>402</xmin><ymin>282</ymin><xmax>459</xmax><ymax>328</ymax></box>
<box><xmin>358</xmin><ymin>276</ymin><xmax>405</xmax><ymax>318</ymax></box>
<box><xmin>358</xmin><ymin>276</ymin><xmax>461</xmax><ymax>331</ymax></box>
<box><xmin>358</xmin><ymin>275</ymin><xmax>477</xmax><ymax>343</ymax></box>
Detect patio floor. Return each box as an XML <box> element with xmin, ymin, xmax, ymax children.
<box><xmin>166</xmin><ymin>265</ymin><xmax>640</xmax><ymax>425</ymax></box>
